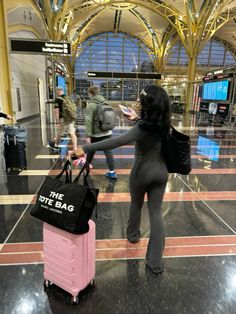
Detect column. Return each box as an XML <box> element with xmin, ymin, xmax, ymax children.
<box><xmin>154</xmin><ymin>56</ymin><xmax>164</xmax><ymax>86</ymax></box>
<box><xmin>68</xmin><ymin>66</ymin><xmax>74</xmax><ymax>95</ymax></box>
<box><xmin>186</xmin><ymin>55</ymin><xmax>197</xmax><ymax>113</ymax></box>
<box><xmin>0</xmin><ymin>0</ymin><xmax>13</xmax><ymax>116</ymax></box>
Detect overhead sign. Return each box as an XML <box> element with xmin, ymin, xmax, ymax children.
<box><xmin>10</xmin><ymin>39</ymin><xmax>71</xmax><ymax>55</ymax></box>
<box><xmin>203</xmin><ymin>73</ymin><xmax>233</xmax><ymax>81</ymax></box>
<box><xmin>204</xmin><ymin>65</ymin><xmax>236</xmax><ymax>80</ymax></box>
<box><xmin>87</xmin><ymin>71</ymin><xmax>161</xmax><ymax>80</ymax></box>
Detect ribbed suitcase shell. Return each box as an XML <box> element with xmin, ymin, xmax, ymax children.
<box><xmin>43</xmin><ymin>220</ymin><xmax>95</xmax><ymax>298</ymax></box>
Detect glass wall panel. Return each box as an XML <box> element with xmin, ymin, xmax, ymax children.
<box><xmin>166</xmin><ymin>42</ymin><xmax>180</xmax><ymax>66</ymax></box>
<box><xmin>75</xmin><ymin>32</ymin><xmax>155</xmax><ymax>101</ymax></box>
<box><xmin>209</xmin><ymin>41</ymin><xmax>225</xmax><ymax>66</ymax></box>
<box><xmin>224</xmin><ymin>51</ymin><xmax>236</xmax><ymax>66</ymax></box>
<box><xmin>197</xmin><ymin>42</ymin><xmax>211</xmax><ymax>66</ymax></box>
<box><xmin>167</xmin><ymin>39</ymin><xmax>235</xmax><ymax>68</ymax></box>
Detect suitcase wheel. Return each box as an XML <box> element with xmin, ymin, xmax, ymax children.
<box><xmin>44</xmin><ymin>279</ymin><xmax>51</xmax><ymax>289</ymax></box>
<box><xmin>71</xmin><ymin>295</ymin><xmax>79</xmax><ymax>305</ymax></box>
<box><xmin>89</xmin><ymin>279</ymin><xmax>95</xmax><ymax>288</ymax></box>
<box><xmin>5</xmin><ymin>167</ymin><xmax>25</xmax><ymax>172</ymax></box>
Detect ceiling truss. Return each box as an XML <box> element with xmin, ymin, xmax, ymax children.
<box><xmin>6</xmin><ymin>0</ymin><xmax>236</xmax><ymax>71</ymax></box>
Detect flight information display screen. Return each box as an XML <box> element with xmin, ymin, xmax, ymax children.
<box><xmin>203</xmin><ymin>80</ymin><xmax>229</xmax><ymax>101</ymax></box>
<box><xmin>56</xmin><ymin>75</ymin><xmax>66</xmax><ymax>95</ymax></box>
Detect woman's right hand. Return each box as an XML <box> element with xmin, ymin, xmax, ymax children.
<box><xmin>126</xmin><ymin>108</ymin><xmax>138</xmax><ymax>121</ymax></box>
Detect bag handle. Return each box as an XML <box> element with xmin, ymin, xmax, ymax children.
<box><xmin>56</xmin><ymin>160</ymin><xmax>72</xmax><ymax>183</ymax></box>
<box><xmin>73</xmin><ymin>160</ymin><xmax>90</xmax><ymax>186</ymax></box>
<box><xmin>164</xmin><ymin>125</ymin><xmax>173</xmax><ymax>138</ymax></box>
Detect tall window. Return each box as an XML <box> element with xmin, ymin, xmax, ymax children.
<box><xmin>75</xmin><ymin>32</ymin><xmax>154</xmax><ymax>101</ymax></box>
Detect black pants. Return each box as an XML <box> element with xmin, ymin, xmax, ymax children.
<box><xmin>126</xmin><ymin>156</ymin><xmax>168</xmax><ymax>269</ymax></box>
<box><xmin>86</xmin><ymin>135</ymin><xmax>115</xmax><ymax>171</ymax></box>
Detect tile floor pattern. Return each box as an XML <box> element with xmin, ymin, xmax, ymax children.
<box><xmin>0</xmin><ymin>119</ymin><xmax>236</xmax><ymax>314</ymax></box>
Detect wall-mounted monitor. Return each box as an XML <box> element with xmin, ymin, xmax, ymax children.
<box><xmin>56</xmin><ymin>75</ymin><xmax>66</xmax><ymax>95</ymax></box>
<box><xmin>202</xmin><ymin>80</ymin><xmax>230</xmax><ymax>101</ymax></box>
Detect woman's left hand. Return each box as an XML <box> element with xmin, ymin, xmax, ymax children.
<box><xmin>126</xmin><ymin>107</ymin><xmax>138</xmax><ymax>121</ymax></box>
<box><xmin>73</xmin><ymin>146</ymin><xmax>85</xmax><ymax>157</ymax></box>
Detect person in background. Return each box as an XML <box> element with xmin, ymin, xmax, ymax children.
<box><xmin>71</xmin><ymin>91</ymin><xmax>82</xmax><ymax>107</ymax></box>
<box><xmin>81</xmin><ymin>98</ymin><xmax>87</xmax><ymax>110</ymax></box>
<box><xmin>84</xmin><ymin>85</ymin><xmax>117</xmax><ymax>180</ymax></box>
<box><xmin>73</xmin><ymin>84</ymin><xmax>171</xmax><ymax>274</ymax></box>
<box><xmin>49</xmin><ymin>87</ymin><xmax>77</xmax><ymax>151</ymax></box>
<box><xmin>71</xmin><ymin>90</ymin><xmax>82</xmax><ymax>132</ymax></box>
<box><xmin>0</xmin><ymin>112</ymin><xmax>14</xmax><ymax>120</ymax></box>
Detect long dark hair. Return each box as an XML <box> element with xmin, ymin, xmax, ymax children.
<box><xmin>138</xmin><ymin>84</ymin><xmax>171</xmax><ymax>137</ymax></box>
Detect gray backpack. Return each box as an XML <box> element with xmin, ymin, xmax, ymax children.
<box><xmin>96</xmin><ymin>101</ymin><xmax>117</xmax><ymax>131</ymax></box>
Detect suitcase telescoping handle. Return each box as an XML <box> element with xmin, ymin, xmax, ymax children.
<box><xmin>6</xmin><ymin>128</ymin><xmax>17</xmax><ymax>145</ymax></box>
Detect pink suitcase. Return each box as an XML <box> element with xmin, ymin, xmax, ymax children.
<box><xmin>43</xmin><ymin>220</ymin><xmax>96</xmax><ymax>304</ymax></box>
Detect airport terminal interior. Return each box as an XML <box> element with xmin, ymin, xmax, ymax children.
<box><xmin>0</xmin><ymin>0</ymin><xmax>236</xmax><ymax>313</ymax></box>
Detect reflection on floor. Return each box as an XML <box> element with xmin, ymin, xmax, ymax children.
<box><xmin>0</xmin><ymin>118</ymin><xmax>236</xmax><ymax>313</ymax></box>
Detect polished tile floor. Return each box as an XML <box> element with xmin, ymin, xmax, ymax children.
<box><xmin>0</xmin><ymin>118</ymin><xmax>236</xmax><ymax>314</ymax></box>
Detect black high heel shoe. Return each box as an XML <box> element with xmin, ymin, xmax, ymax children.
<box><xmin>145</xmin><ymin>263</ymin><xmax>164</xmax><ymax>274</ymax></box>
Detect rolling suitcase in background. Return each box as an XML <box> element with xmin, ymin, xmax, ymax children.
<box><xmin>3</xmin><ymin>125</ymin><xmax>27</xmax><ymax>172</ymax></box>
<box><xmin>43</xmin><ymin>220</ymin><xmax>96</xmax><ymax>304</ymax></box>
<box><xmin>4</xmin><ymin>142</ymin><xmax>27</xmax><ymax>171</ymax></box>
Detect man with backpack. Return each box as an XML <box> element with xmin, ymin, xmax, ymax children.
<box><xmin>49</xmin><ymin>86</ymin><xmax>78</xmax><ymax>151</ymax></box>
<box><xmin>85</xmin><ymin>85</ymin><xmax>117</xmax><ymax>179</ymax></box>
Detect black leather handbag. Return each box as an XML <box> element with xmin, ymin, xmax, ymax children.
<box><xmin>162</xmin><ymin>126</ymin><xmax>191</xmax><ymax>175</ymax></box>
<box><xmin>30</xmin><ymin>160</ymin><xmax>99</xmax><ymax>234</ymax></box>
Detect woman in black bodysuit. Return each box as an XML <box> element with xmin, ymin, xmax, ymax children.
<box><xmin>74</xmin><ymin>85</ymin><xmax>171</xmax><ymax>274</ymax></box>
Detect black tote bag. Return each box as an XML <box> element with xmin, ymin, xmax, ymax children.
<box><xmin>30</xmin><ymin>160</ymin><xmax>99</xmax><ymax>234</ymax></box>
<box><xmin>162</xmin><ymin>126</ymin><xmax>191</xmax><ymax>175</ymax></box>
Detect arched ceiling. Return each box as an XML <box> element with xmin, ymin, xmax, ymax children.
<box><xmin>73</xmin><ymin>6</ymin><xmax>170</xmax><ymax>50</ymax></box>
<box><xmin>215</xmin><ymin>18</ymin><xmax>236</xmax><ymax>47</ymax></box>
<box><xmin>5</xmin><ymin>0</ymin><xmax>236</xmax><ymax>60</ymax></box>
